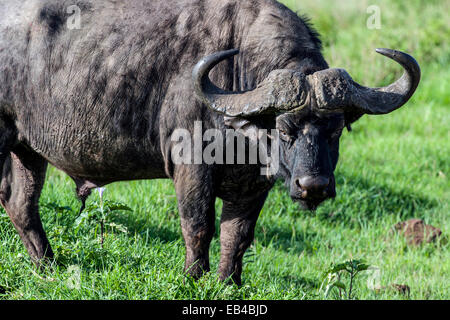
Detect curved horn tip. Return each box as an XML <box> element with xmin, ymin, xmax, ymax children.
<box><xmin>343</xmin><ymin>47</ymin><xmax>421</xmax><ymax>115</ymax></box>
<box><xmin>192</xmin><ymin>49</ymin><xmax>242</xmax><ymax>116</ymax></box>
<box><xmin>192</xmin><ymin>49</ymin><xmax>240</xmax><ymax>77</ymax></box>
<box><xmin>375</xmin><ymin>48</ymin><xmax>408</xmax><ymax>61</ymax></box>
<box><xmin>206</xmin><ymin>49</ymin><xmax>240</xmax><ymax>62</ymax></box>
<box><xmin>375</xmin><ymin>48</ymin><xmax>397</xmax><ymax>56</ymax></box>
<box><xmin>375</xmin><ymin>48</ymin><xmax>420</xmax><ymax>70</ymax></box>
<box><xmin>224</xmin><ymin>48</ymin><xmax>240</xmax><ymax>55</ymax></box>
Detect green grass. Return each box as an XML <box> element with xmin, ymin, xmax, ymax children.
<box><xmin>0</xmin><ymin>0</ymin><xmax>449</xmax><ymax>300</ymax></box>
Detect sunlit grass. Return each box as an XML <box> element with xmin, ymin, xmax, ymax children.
<box><xmin>0</xmin><ymin>0</ymin><xmax>448</xmax><ymax>300</ymax></box>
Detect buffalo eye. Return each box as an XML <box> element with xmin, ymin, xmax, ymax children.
<box><xmin>278</xmin><ymin>129</ymin><xmax>296</xmax><ymax>149</ymax></box>
<box><xmin>278</xmin><ymin>129</ymin><xmax>291</xmax><ymax>142</ymax></box>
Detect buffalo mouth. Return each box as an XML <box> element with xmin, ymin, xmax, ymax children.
<box><xmin>296</xmin><ymin>198</ymin><xmax>327</xmax><ymax>211</ymax></box>
<box><xmin>290</xmin><ymin>185</ymin><xmax>336</xmax><ymax>211</ymax></box>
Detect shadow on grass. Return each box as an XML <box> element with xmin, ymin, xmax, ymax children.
<box><xmin>270</xmin><ymin>173</ymin><xmax>439</xmax><ymax>222</ymax></box>
<box><xmin>44</xmin><ymin>204</ymin><xmax>182</xmax><ymax>272</ymax></box>
<box><xmin>278</xmin><ymin>275</ymin><xmax>319</xmax><ymax>290</ymax></box>
<box><xmin>43</xmin><ymin>170</ymin><xmax>440</xmax><ymax>272</ymax></box>
<box><xmin>326</xmin><ymin>173</ymin><xmax>440</xmax><ymax>221</ymax></box>
<box><xmin>0</xmin><ymin>285</ymin><xmax>6</xmax><ymax>295</ymax></box>
<box><xmin>111</xmin><ymin>211</ymin><xmax>181</xmax><ymax>244</ymax></box>
<box><xmin>53</xmin><ymin>218</ymin><xmax>182</xmax><ymax>273</ymax></box>
<box><xmin>254</xmin><ymin>223</ymin><xmax>319</xmax><ymax>255</ymax></box>
<box><xmin>254</xmin><ymin>173</ymin><xmax>440</xmax><ymax>254</ymax></box>
<box><xmin>93</xmin><ymin>171</ymin><xmax>440</xmax><ymax>260</ymax></box>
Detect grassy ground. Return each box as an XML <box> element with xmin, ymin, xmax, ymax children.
<box><xmin>0</xmin><ymin>0</ymin><xmax>448</xmax><ymax>300</ymax></box>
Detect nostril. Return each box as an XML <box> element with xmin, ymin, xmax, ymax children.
<box><xmin>297</xmin><ymin>176</ymin><xmax>330</xmax><ymax>192</ymax></box>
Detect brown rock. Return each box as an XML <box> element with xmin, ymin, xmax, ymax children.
<box><xmin>393</xmin><ymin>219</ymin><xmax>442</xmax><ymax>246</ymax></box>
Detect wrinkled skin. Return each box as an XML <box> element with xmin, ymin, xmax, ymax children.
<box><xmin>276</xmin><ymin>110</ymin><xmax>344</xmax><ymax>210</ymax></box>
<box><xmin>0</xmin><ymin>0</ymin><xmax>418</xmax><ymax>286</ymax></box>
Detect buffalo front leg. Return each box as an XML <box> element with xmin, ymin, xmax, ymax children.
<box><xmin>0</xmin><ymin>146</ymin><xmax>53</xmax><ymax>265</ymax></box>
<box><xmin>174</xmin><ymin>165</ymin><xmax>216</xmax><ymax>279</ymax></box>
<box><xmin>218</xmin><ymin>192</ymin><xmax>268</xmax><ymax>286</ymax></box>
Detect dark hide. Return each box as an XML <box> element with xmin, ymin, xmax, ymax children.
<box><xmin>0</xmin><ymin>0</ymin><xmax>346</xmax><ymax>285</ymax></box>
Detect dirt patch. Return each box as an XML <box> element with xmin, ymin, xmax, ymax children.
<box><xmin>390</xmin><ymin>284</ymin><xmax>411</xmax><ymax>296</ymax></box>
<box><xmin>376</xmin><ymin>284</ymin><xmax>411</xmax><ymax>297</ymax></box>
<box><xmin>393</xmin><ymin>219</ymin><xmax>442</xmax><ymax>246</ymax></box>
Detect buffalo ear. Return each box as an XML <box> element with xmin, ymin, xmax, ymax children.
<box><xmin>344</xmin><ymin>111</ymin><xmax>364</xmax><ymax>132</ymax></box>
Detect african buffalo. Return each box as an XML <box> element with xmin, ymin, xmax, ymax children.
<box><xmin>0</xmin><ymin>0</ymin><xmax>420</xmax><ymax>285</ymax></box>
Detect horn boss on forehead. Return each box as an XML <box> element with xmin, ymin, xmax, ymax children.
<box><xmin>308</xmin><ymin>48</ymin><xmax>421</xmax><ymax>115</ymax></box>
<box><xmin>193</xmin><ymin>48</ymin><xmax>420</xmax><ymax>118</ymax></box>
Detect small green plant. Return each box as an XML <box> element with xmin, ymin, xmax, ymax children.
<box><xmin>74</xmin><ymin>188</ymin><xmax>132</xmax><ymax>248</ymax></box>
<box><xmin>320</xmin><ymin>259</ymin><xmax>370</xmax><ymax>299</ymax></box>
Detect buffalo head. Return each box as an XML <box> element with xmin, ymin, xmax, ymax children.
<box><xmin>193</xmin><ymin>49</ymin><xmax>420</xmax><ymax>210</ymax></box>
